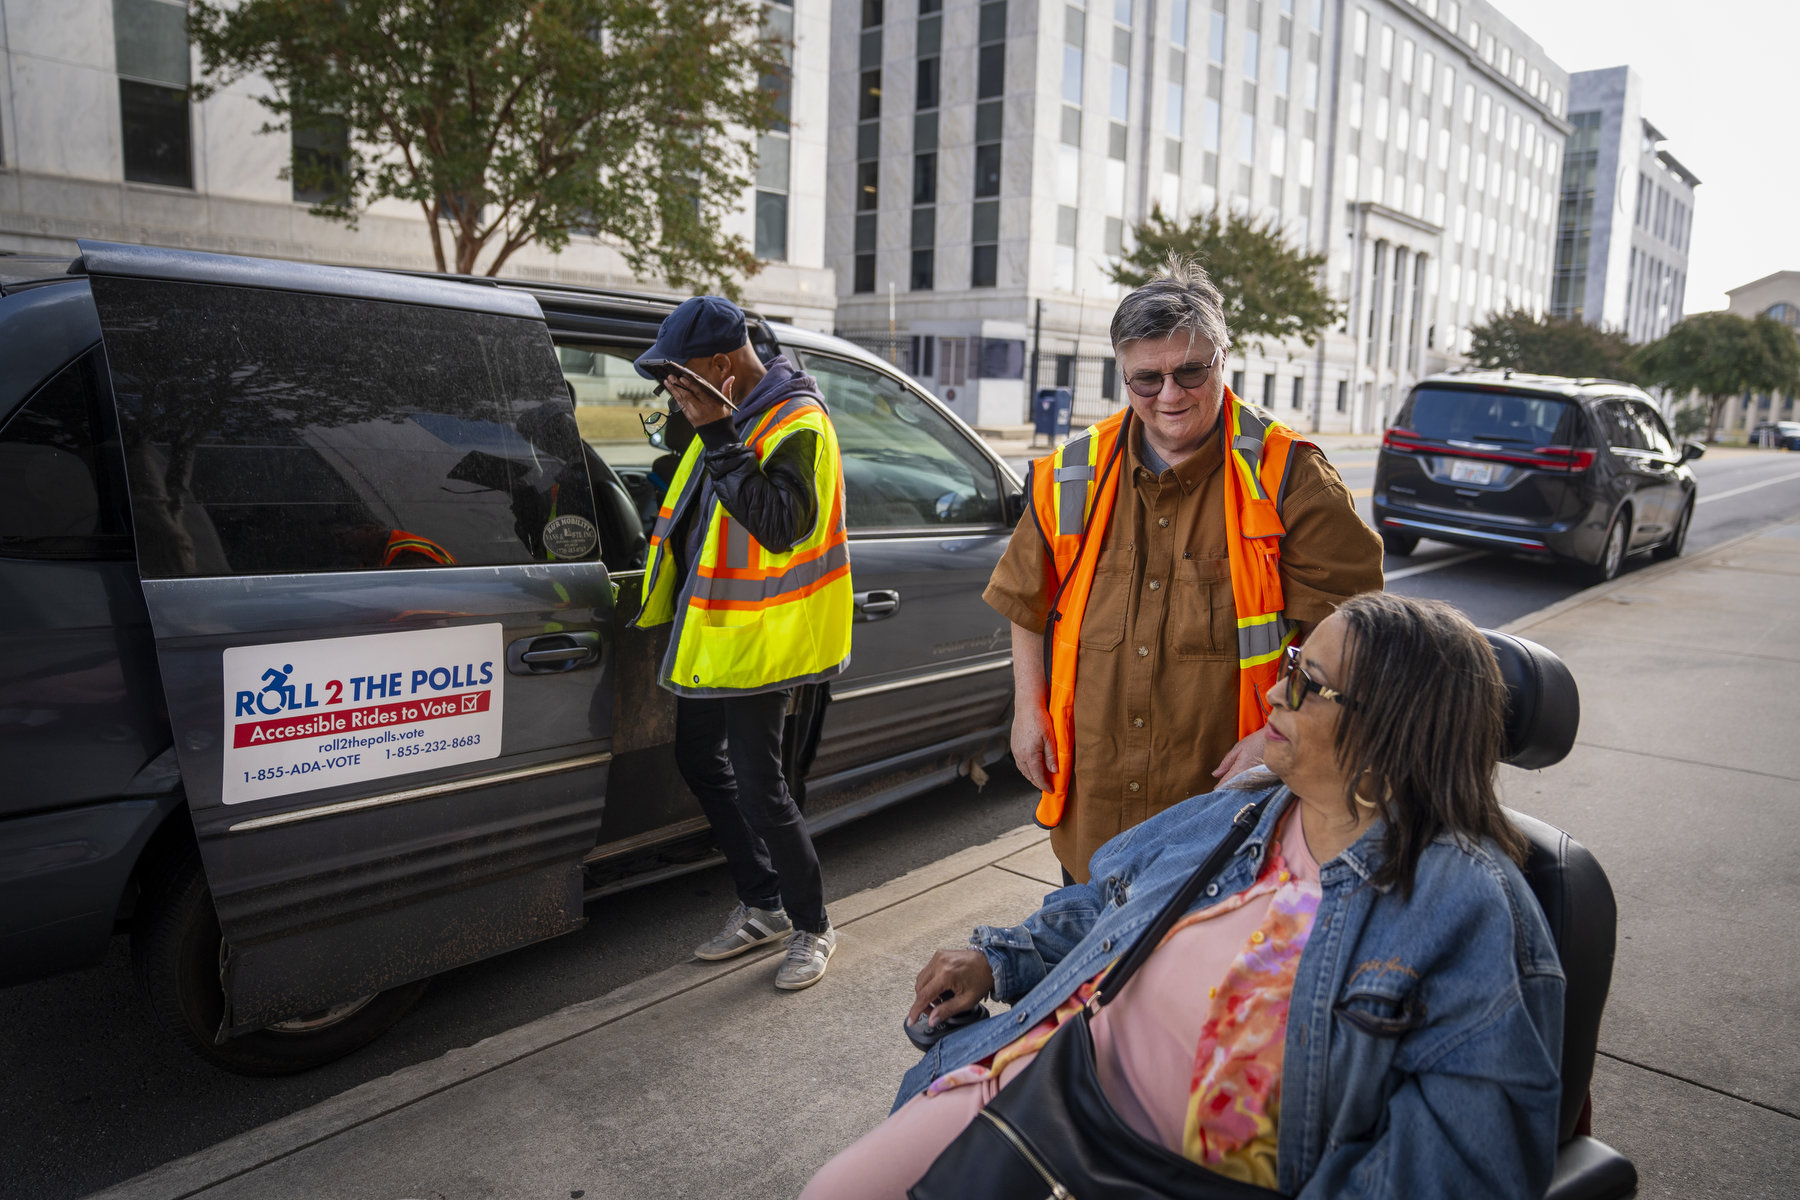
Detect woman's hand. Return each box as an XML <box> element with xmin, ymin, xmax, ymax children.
<box><xmin>909</xmin><ymin>949</ymin><xmax>995</xmax><ymax>1026</ymax></box>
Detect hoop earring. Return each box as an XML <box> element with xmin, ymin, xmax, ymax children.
<box><xmin>1354</xmin><ymin>793</ymin><xmax>1378</xmax><ymax>811</ymax></box>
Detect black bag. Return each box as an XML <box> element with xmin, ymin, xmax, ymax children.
<box><xmin>909</xmin><ymin>798</ymin><xmax>1285</xmax><ymax>1200</ymax></box>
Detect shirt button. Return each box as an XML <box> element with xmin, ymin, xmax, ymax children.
<box><xmin>1251</xmin><ymin>930</ymin><xmax>1267</xmax><ymax>944</ymax></box>
<box><xmin>1209</xmin><ymin>986</ymin><xmax>1218</xmax><ymax>999</ymax></box>
<box><xmin>1102</xmin><ymin>938</ymin><xmax>1113</xmax><ymax>951</ymax></box>
<box><xmin>1205</xmin><ymin>883</ymin><xmax>1220</xmax><ymax>897</ymax></box>
<box><xmin>1136</xmin><ymin>646</ymin><xmax>1148</xmax><ymax>657</ymax></box>
<box><xmin>1158</xmin><ymin>517</ymin><xmax>1170</xmax><ymax>528</ymax></box>
<box><xmin>1128</xmin><ymin>781</ymin><xmax>1141</xmax><ymax>792</ymax></box>
<box><xmin>1149</xmin><ymin>579</ymin><xmax>1161</xmax><ymax>591</ymax></box>
<box><xmin>1017</xmin><ymin>1012</ymin><xmax>1028</xmax><ymax>1024</ymax></box>
<box><xmin>1278</xmin><ymin>870</ymin><xmax>1291</xmax><ymax>883</ymax></box>
<box><xmin>1132</xmin><ymin>717</ymin><xmax>1144</xmax><ymax>728</ymax></box>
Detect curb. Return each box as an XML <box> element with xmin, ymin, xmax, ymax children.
<box><xmin>87</xmin><ymin>824</ymin><xmax>1050</xmax><ymax>1200</ymax></box>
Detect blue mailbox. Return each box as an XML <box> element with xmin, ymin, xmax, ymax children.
<box><xmin>1033</xmin><ymin>387</ymin><xmax>1073</xmax><ymax>444</ymax></box>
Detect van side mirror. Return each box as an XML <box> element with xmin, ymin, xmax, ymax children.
<box><xmin>1680</xmin><ymin>441</ymin><xmax>1706</xmax><ymax>463</ymax></box>
<box><xmin>1004</xmin><ymin>490</ymin><xmax>1029</xmax><ymax>526</ymax></box>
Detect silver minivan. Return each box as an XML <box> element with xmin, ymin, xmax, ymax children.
<box><xmin>0</xmin><ymin>242</ymin><xmax>1024</xmax><ymax>1073</ymax></box>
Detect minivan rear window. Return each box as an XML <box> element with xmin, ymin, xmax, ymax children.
<box><xmin>1397</xmin><ymin>387</ymin><xmax>1584</xmax><ymax>446</ymax></box>
<box><xmin>92</xmin><ymin>277</ymin><xmax>598</xmax><ymax>578</ymax></box>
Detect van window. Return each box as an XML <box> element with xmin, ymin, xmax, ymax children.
<box><xmin>0</xmin><ymin>348</ymin><xmax>134</xmax><ymax>559</ymax></box>
<box><xmin>1398</xmin><ymin>387</ymin><xmax>1581</xmax><ymax>446</ymax></box>
<box><xmin>93</xmin><ymin>277</ymin><xmax>598</xmax><ymax>578</ymax></box>
<box><xmin>798</xmin><ymin>353</ymin><xmax>1003</xmax><ymax>530</ymax></box>
<box><xmin>1596</xmin><ymin>400</ymin><xmax>1650</xmax><ymax>451</ymax></box>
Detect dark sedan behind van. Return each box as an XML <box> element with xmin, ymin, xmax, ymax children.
<box><xmin>1372</xmin><ymin>371</ymin><xmax>1702</xmax><ymax>582</ymax></box>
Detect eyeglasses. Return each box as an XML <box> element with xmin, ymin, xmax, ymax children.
<box><xmin>1123</xmin><ymin>348</ymin><xmax>1223</xmax><ymax>398</ymax></box>
<box><xmin>1277</xmin><ymin>644</ymin><xmax>1358</xmax><ymax>711</ymax></box>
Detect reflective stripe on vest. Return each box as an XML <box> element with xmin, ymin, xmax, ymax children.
<box><xmin>633</xmin><ymin>395</ymin><xmax>854</xmax><ymax>696</ymax></box>
<box><xmin>1025</xmin><ymin>390</ymin><xmax>1304</xmax><ymax>828</ymax></box>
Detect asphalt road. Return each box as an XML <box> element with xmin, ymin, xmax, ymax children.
<box><xmin>5</xmin><ymin>445</ymin><xmax>1799</xmax><ymax>1200</ymax></box>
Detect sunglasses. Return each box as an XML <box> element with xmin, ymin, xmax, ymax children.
<box><xmin>1123</xmin><ymin>348</ymin><xmax>1223</xmax><ymax>398</ymax></box>
<box><xmin>1278</xmin><ymin>644</ymin><xmax>1358</xmax><ymax>711</ymax></box>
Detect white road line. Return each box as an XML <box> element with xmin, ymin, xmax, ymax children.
<box><xmin>1696</xmin><ymin>470</ymin><xmax>1800</xmax><ymax>505</ymax></box>
<box><xmin>1384</xmin><ymin>549</ymin><xmax>1487</xmax><ymax>581</ymax></box>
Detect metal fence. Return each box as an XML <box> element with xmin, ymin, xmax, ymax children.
<box><xmin>833</xmin><ymin>329</ymin><xmax>1123</xmax><ymax>427</ymax></box>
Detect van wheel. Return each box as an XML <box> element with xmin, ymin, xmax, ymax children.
<box><xmin>1652</xmin><ymin>498</ymin><xmax>1693</xmax><ymax>561</ymax></box>
<box><xmin>1380</xmin><ymin>530</ymin><xmax>1420</xmax><ymax>556</ymax></box>
<box><xmin>1585</xmin><ymin>510</ymin><xmax>1630</xmax><ymax>584</ymax></box>
<box><xmin>130</xmin><ymin>848</ymin><xmax>427</xmax><ymax>1076</ymax></box>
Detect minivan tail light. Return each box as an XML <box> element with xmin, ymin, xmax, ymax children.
<box><xmin>1382</xmin><ymin>427</ymin><xmax>1428</xmax><ymax>453</ymax></box>
<box><xmin>1528</xmin><ymin>445</ymin><xmax>1596</xmax><ymax>473</ymax></box>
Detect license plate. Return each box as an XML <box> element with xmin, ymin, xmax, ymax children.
<box><xmin>1450</xmin><ymin>460</ymin><xmax>1494</xmax><ymax>485</ymax></box>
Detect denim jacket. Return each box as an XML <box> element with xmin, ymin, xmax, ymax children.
<box><xmin>894</xmin><ymin>780</ymin><xmax>1566</xmax><ymax>1199</ymax></box>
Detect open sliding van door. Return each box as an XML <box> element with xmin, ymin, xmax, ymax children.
<box><xmin>78</xmin><ymin>242</ymin><xmax>613</xmax><ymax>1066</ymax></box>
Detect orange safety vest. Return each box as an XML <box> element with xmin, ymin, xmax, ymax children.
<box><xmin>1027</xmin><ymin>388</ymin><xmax>1305</xmax><ymax>828</ymax></box>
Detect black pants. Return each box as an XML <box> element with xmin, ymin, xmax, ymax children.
<box><xmin>675</xmin><ymin>690</ymin><xmax>828</xmax><ymax>934</ymax></box>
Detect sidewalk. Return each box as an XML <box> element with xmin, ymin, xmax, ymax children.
<box><xmin>89</xmin><ymin>520</ymin><xmax>1800</xmax><ymax>1200</ymax></box>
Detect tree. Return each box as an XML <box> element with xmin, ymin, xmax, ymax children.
<box><xmin>1107</xmin><ymin>206</ymin><xmax>1343</xmax><ymax>353</ymax></box>
<box><xmin>1466</xmin><ymin>307</ymin><xmax>1639</xmax><ymax>382</ymax></box>
<box><xmin>1630</xmin><ymin>312</ymin><xmax>1800</xmax><ymax>441</ymax></box>
<box><xmin>190</xmin><ymin>0</ymin><xmax>784</xmax><ymax>288</ymax></box>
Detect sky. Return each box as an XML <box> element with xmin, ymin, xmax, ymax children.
<box><xmin>1490</xmin><ymin>0</ymin><xmax>1799</xmax><ymax>313</ymax></box>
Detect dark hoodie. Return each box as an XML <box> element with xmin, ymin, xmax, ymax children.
<box><xmin>672</xmin><ymin>355</ymin><xmax>828</xmax><ymax>575</ymax></box>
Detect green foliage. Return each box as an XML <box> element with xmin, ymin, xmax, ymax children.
<box><xmin>1466</xmin><ymin>307</ymin><xmax>1640</xmax><ymax>382</ymax></box>
<box><xmin>1671</xmin><ymin>405</ymin><xmax>1708</xmax><ymax>439</ymax></box>
<box><xmin>190</xmin><ymin>0</ymin><xmax>784</xmax><ymax>288</ymax></box>
<box><xmin>1106</xmin><ymin>206</ymin><xmax>1343</xmax><ymax>352</ymax></box>
<box><xmin>1629</xmin><ymin>311</ymin><xmax>1800</xmax><ymax>440</ymax></box>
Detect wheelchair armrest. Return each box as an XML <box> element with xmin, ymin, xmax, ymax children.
<box><xmin>1546</xmin><ymin>1135</ymin><xmax>1637</xmax><ymax>1200</ymax></box>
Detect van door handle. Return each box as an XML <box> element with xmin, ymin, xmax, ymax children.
<box><xmin>508</xmin><ymin>631</ymin><xmax>602</xmax><ymax>674</ymax></box>
<box><xmin>855</xmin><ymin>589</ymin><xmax>901</xmax><ymax>620</ymax></box>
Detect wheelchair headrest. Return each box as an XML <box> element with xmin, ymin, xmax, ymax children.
<box><xmin>1482</xmin><ymin>630</ymin><xmax>1580</xmax><ymax>770</ymax></box>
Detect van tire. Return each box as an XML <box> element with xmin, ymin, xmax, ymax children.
<box><xmin>1584</xmin><ymin>509</ymin><xmax>1630</xmax><ymax>585</ymax></box>
<box><xmin>1652</xmin><ymin>498</ymin><xmax>1693</xmax><ymax>561</ymax></box>
<box><xmin>130</xmin><ymin>847</ymin><xmax>427</xmax><ymax>1076</ymax></box>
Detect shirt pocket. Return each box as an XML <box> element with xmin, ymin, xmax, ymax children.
<box><xmin>1078</xmin><ymin>565</ymin><xmax>1131</xmax><ymax>651</ymax></box>
<box><xmin>1171</xmin><ymin>556</ymin><xmax>1234</xmax><ymax>661</ymax></box>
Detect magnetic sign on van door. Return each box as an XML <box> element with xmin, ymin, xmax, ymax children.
<box><xmin>220</xmin><ymin>625</ymin><xmax>505</xmax><ymax>804</ymax></box>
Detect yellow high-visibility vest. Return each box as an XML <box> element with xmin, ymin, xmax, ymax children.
<box><xmin>634</xmin><ymin>395</ymin><xmax>854</xmax><ymax>696</ymax></box>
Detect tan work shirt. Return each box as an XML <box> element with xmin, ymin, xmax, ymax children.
<box><xmin>983</xmin><ymin>413</ymin><xmax>1384</xmax><ymax>880</ymax></box>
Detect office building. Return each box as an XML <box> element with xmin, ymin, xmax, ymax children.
<box><xmin>1714</xmin><ymin>271</ymin><xmax>1800</xmax><ymax>437</ymax></box>
<box><xmin>0</xmin><ymin>0</ymin><xmax>836</xmax><ymax>325</ymax></box>
<box><xmin>1549</xmin><ymin>66</ymin><xmax>1697</xmax><ymax>342</ymax></box>
<box><xmin>829</xmin><ymin>0</ymin><xmax>1571</xmax><ymax>432</ymax></box>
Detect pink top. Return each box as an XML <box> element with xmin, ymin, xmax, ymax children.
<box><xmin>924</xmin><ymin>804</ymin><xmax>1322</xmax><ymax>1186</ymax></box>
<box><xmin>1090</xmin><ymin>805</ymin><xmax>1321</xmax><ymax>1157</ymax></box>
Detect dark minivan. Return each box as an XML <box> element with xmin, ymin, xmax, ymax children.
<box><xmin>1372</xmin><ymin>371</ymin><xmax>1703</xmax><ymax>582</ymax></box>
<box><xmin>0</xmin><ymin>242</ymin><xmax>1022</xmax><ymax>1073</ymax></box>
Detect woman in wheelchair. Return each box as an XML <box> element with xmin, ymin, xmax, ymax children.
<box><xmin>804</xmin><ymin>593</ymin><xmax>1565</xmax><ymax>1199</ymax></box>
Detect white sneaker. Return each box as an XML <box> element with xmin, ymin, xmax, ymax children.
<box><xmin>774</xmin><ymin>925</ymin><xmax>837</xmax><ymax>991</ymax></box>
<box><xmin>694</xmin><ymin>903</ymin><xmax>792</xmax><ymax>961</ymax></box>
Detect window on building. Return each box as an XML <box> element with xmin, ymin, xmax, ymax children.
<box><xmin>1291</xmin><ymin>375</ymin><xmax>1305</xmax><ymax>411</ymax></box>
<box><xmin>291</xmin><ymin>117</ymin><xmax>350</xmax><ymax>205</ymax></box>
<box><xmin>115</xmin><ymin>0</ymin><xmax>193</xmax><ymax>188</ymax></box>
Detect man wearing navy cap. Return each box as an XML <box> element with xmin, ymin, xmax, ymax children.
<box><xmin>631</xmin><ymin>296</ymin><xmax>855</xmax><ymax>991</ymax></box>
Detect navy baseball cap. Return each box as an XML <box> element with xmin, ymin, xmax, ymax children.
<box><xmin>634</xmin><ymin>296</ymin><xmax>748</xmax><ymax>379</ymax></box>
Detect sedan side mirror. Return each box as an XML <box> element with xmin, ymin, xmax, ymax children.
<box><xmin>1680</xmin><ymin>441</ymin><xmax>1706</xmax><ymax>463</ymax></box>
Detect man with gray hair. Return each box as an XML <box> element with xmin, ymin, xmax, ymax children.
<box><xmin>983</xmin><ymin>256</ymin><xmax>1382</xmax><ymax>882</ymax></box>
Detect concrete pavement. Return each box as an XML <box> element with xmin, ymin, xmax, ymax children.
<box><xmin>87</xmin><ymin>519</ymin><xmax>1800</xmax><ymax>1200</ymax></box>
